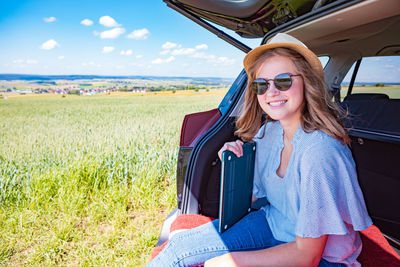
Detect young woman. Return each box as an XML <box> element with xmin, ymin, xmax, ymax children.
<box><xmin>148</xmin><ymin>33</ymin><xmax>372</xmax><ymax>267</ymax></box>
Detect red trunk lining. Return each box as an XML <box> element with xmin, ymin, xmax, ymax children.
<box><xmin>180</xmin><ymin>108</ymin><xmax>221</xmax><ymax>147</ymax></box>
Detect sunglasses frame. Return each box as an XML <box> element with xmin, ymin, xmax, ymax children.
<box><xmin>251</xmin><ymin>73</ymin><xmax>302</xmax><ymax>95</ymax></box>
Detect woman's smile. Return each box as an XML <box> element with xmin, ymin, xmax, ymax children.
<box><xmin>267</xmin><ymin>99</ymin><xmax>287</xmax><ymax>108</ymax></box>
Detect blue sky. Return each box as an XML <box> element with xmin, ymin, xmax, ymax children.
<box><xmin>0</xmin><ymin>0</ymin><xmax>399</xmax><ymax>81</ymax></box>
<box><xmin>0</xmin><ymin>0</ymin><xmax>260</xmax><ymax>78</ymax></box>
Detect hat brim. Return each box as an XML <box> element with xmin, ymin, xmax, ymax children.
<box><xmin>243</xmin><ymin>42</ymin><xmax>324</xmax><ymax>77</ymax></box>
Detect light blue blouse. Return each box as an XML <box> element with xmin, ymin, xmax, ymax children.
<box><xmin>253</xmin><ymin>121</ymin><xmax>372</xmax><ymax>266</ymax></box>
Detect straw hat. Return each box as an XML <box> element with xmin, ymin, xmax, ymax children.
<box><xmin>243</xmin><ymin>33</ymin><xmax>324</xmax><ymax>77</ymax></box>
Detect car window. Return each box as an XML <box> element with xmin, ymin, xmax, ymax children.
<box><xmin>318</xmin><ymin>56</ymin><xmax>329</xmax><ymax>68</ymax></box>
<box><xmin>341</xmin><ymin>56</ymin><xmax>400</xmax><ymax>100</ymax></box>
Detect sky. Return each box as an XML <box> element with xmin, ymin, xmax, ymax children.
<box><xmin>0</xmin><ymin>0</ymin><xmax>261</xmax><ymax>78</ymax></box>
<box><xmin>0</xmin><ymin>0</ymin><xmax>399</xmax><ymax>81</ymax></box>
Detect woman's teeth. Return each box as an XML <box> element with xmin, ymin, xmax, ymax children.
<box><xmin>269</xmin><ymin>100</ymin><xmax>286</xmax><ymax>106</ymax></box>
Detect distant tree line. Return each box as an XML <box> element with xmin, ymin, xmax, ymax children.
<box><xmin>117</xmin><ymin>85</ymin><xmax>206</xmax><ymax>92</ymax></box>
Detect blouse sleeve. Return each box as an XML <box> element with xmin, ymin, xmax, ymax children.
<box><xmin>295</xmin><ymin>140</ymin><xmax>372</xmax><ymax>238</ymax></box>
<box><xmin>252</xmin><ymin>154</ymin><xmax>265</xmax><ymax>199</ymax></box>
<box><xmin>252</xmin><ymin>124</ymin><xmax>267</xmax><ymax>199</ymax></box>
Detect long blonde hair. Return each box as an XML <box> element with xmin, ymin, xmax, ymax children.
<box><xmin>235</xmin><ymin>47</ymin><xmax>350</xmax><ymax>144</ymax></box>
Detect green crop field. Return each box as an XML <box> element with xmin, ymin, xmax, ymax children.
<box><xmin>0</xmin><ymin>92</ymin><xmax>223</xmax><ymax>266</ymax></box>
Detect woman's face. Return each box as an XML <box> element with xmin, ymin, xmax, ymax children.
<box><xmin>256</xmin><ymin>55</ymin><xmax>304</xmax><ymax>127</ymax></box>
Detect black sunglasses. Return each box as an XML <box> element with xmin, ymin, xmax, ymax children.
<box><xmin>251</xmin><ymin>73</ymin><xmax>302</xmax><ymax>95</ymax></box>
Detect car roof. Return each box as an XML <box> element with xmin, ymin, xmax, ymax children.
<box><xmin>284</xmin><ymin>0</ymin><xmax>400</xmax><ymax>58</ymax></box>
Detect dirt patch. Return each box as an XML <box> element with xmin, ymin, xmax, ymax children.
<box><xmin>99</xmin><ymin>222</ymin><xmax>114</xmax><ymax>236</ymax></box>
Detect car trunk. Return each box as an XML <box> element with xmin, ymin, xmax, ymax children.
<box><xmin>161</xmin><ymin>0</ymin><xmax>400</xmax><ymax>255</ymax></box>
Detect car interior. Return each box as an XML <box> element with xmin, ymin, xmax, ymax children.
<box><xmin>158</xmin><ymin>0</ymin><xmax>400</xmax><ymax>261</ymax></box>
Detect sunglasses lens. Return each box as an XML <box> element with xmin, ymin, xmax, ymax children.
<box><xmin>251</xmin><ymin>78</ymin><xmax>268</xmax><ymax>95</ymax></box>
<box><xmin>251</xmin><ymin>73</ymin><xmax>298</xmax><ymax>94</ymax></box>
<box><xmin>274</xmin><ymin>73</ymin><xmax>292</xmax><ymax>91</ymax></box>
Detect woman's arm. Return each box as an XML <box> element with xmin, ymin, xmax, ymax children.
<box><xmin>205</xmin><ymin>234</ymin><xmax>328</xmax><ymax>267</ymax></box>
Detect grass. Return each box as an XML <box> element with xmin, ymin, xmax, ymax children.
<box><xmin>0</xmin><ymin>91</ymin><xmax>224</xmax><ymax>266</ymax></box>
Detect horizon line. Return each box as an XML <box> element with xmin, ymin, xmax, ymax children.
<box><xmin>0</xmin><ymin>73</ymin><xmax>237</xmax><ymax>80</ymax></box>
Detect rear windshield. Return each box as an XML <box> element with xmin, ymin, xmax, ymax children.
<box><xmin>341</xmin><ymin>56</ymin><xmax>400</xmax><ymax>100</ymax></box>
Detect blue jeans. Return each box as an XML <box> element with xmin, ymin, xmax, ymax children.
<box><xmin>148</xmin><ymin>209</ymin><xmax>344</xmax><ymax>267</ymax></box>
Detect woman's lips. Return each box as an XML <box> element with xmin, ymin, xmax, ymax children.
<box><xmin>268</xmin><ymin>100</ymin><xmax>287</xmax><ymax>108</ymax></box>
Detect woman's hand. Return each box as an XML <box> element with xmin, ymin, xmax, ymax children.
<box><xmin>218</xmin><ymin>140</ymin><xmax>244</xmax><ymax>160</ymax></box>
<box><xmin>204</xmin><ymin>253</ymin><xmax>238</xmax><ymax>267</ymax></box>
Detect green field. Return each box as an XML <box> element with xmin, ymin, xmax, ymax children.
<box><xmin>0</xmin><ymin>93</ymin><xmax>223</xmax><ymax>266</ymax></box>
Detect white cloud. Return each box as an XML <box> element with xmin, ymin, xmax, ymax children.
<box><xmin>26</xmin><ymin>59</ymin><xmax>38</xmax><ymax>64</ymax></box>
<box><xmin>100</xmin><ymin>27</ymin><xmax>125</xmax><ymax>39</ymax></box>
<box><xmin>129</xmin><ymin>62</ymin><xmax>144</xmax><ymax>67</ymax></box>
<box><xmin>152</xmin><ymin>58</ymin><xmax>163</xmax><ymax>64</ymax></box>
<box><xmin>44</xmin><ymin>17</ymin><xmax>56</xmax><ymax>23</ymax></box>
<box><xmin>171</xmin><ymin>48</ymin><xmax>196</xmax><ymax>56</ymax></box>
<box><xmin>190</xmin><ymin>52</ymin><xmax>236</xmax><ymax>65</ymax></box>
<box><xmin>12</xmin><ymin>59</ymin><xmax>38</xmax><ymax>65</ymax></box>
<box><xmin>191</xmin><ymin>52</ymin><xmax>215</xmax><ymax>60</ymax></box>
<box><xmin>99</xmin><ymin>15</ymin><xmax>120</xmax><ymax>27</ymax></box>
<box><xmin>58</xmin><ymin>56</ymin><xmax>65</xmax><ymax>60</ymax></box>
<box><xmin>81</xmin><ymin>19</ymin><xmax>93</xmax><ymax>26</ymax></box>
<box><xmin>136</xmin><ymin>55</ymin><xmax>143</xmax><ymax>59</ymax></box>
<box><xmin>40</xmin><ymin>39</ymin><xmax>59</xmax><ymax>50</ymax></box>
<box><xmin>160</xmin><ymin>42</ymin><xmax>211</xmax><ymax>60</ymax></box>
<box><xmin>120</xmin><ymin>49</ymin><xmax>133</xmax><ymax>56</ymax></box>
<box><xmin>165</xmin><ymin>56</ymin><xmax>175</xmax><ymax>63</ymax></box>
<box><xmin>102</xmin><ymin>46</ymin><xmax>115</xmax><ymax>53</ymax></box>
<box><xmin>152</xmin><ymin>56</ymin><xmax>175</xmax><ymax>64</ymax></box>
<box><xmin>127</xmin><ymin>28</ymin><xmax>150</xmax><ymax>40</ymax></box>
<box><xmin>195</xmin><ymin>44</ymin><xmax>208</xmax><ymax>50</ymax></box>
<box><xmin>162</xmin><ymin>41</ymin><xmax>177</xmax><ymax>50</ymax></box>
<box><xmin>162</xmin><ymin>44</ymin><xmax>208</xmax><ymax>57</ymax></box>
<box><xmin>82</xmin><ymin>62</ymin><xmax>101</xmax><ymax>67</ymax></box>
<box><xmin>215</xmin><ymin>56</ymin><xmax>236</xmax><ymax>65</ymax></box>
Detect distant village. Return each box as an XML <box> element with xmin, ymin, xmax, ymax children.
<box><xmin>0</xmin><ymin>77</ymin><xmax>233</xmax><ymax>97</ymax></box>
<box><xmin>5</xmin><ymin>87</ymin><xmax>147</xmax><ymax>96</ymax></box>
<box><xmin>0</xmin><ymin>84</ymin><xmax>148</xmax><ymax>96</ymax></box>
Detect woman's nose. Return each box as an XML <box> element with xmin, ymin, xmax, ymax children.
<box><xmin>266</xmin><ymin>82</ymin><xmax>280</xmax><ymax>96</ymax></box>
